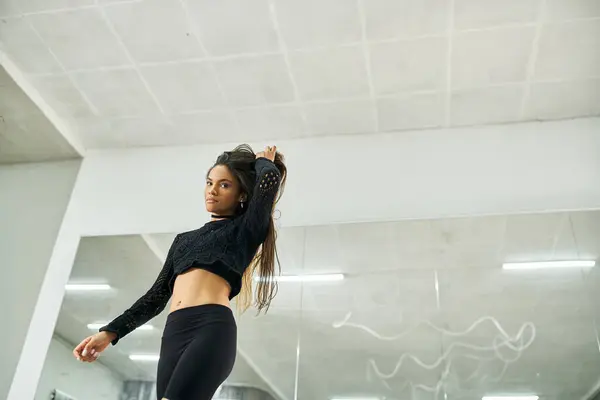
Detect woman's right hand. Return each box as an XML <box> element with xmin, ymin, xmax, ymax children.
<box><xmin>72</xmin><ymin>331</ymin><xmax>115</xmax><ymax>363</ymax></box>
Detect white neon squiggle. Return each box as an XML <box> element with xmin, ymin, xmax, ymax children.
<box><xmin>333</xmin><ymin>312</ymin><xmax>536</xmax><ymax>398</ymax></box>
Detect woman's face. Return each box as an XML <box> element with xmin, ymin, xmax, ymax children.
<box><xmin>205</xmin><ymin>165</ymin><xmax>244</xmax><ymax>215</ymax></box>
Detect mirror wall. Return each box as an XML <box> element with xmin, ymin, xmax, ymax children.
<box><xmin>35</xmin><ymin>210</ymin><xmax>600</xmax><ymax>400</ymax></box>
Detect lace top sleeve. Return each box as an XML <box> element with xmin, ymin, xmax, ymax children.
<box><xmin>240</xmin><ymin>157</ymin><xmax>282</xmax><ymax>235</ymax></box>
<box><xmin>99</xmin><ymin>235</ymin><xmax>179</xmax><ymax>345</ymax></box>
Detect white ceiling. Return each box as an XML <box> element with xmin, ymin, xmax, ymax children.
<box><xmin>0</xmin><ymin>0</ymin><xmax>599</xmax><ymax>150</ymax></box>
<box><xmin>53</xmin><ymin>210</ymin><xmax>600</xmax><ymax>400</ymax></box>
<box><xmin>0</xmin><ymin>65</ymin><xmax>79</xmax><ymax>163</ymax></box>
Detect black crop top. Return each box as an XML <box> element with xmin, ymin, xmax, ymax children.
<box><xmin>99</xmin><ymin>157</ymin><xmax>281</xmax><ymax>345</ymax></box>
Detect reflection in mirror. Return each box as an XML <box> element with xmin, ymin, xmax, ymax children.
<box><xmin>296</xmin><ymin>210</ymin><xmax>600</xmax><ymax>400</ymax></box>
<box><xmin>35</xmin><ymin>210</ymin><xmax>600</xmax><ymax>400</ymax></box>
<box><xmin>37</xmin><ymin>234</ymin><xmax>291</xmax><ymax>400</ymax></box>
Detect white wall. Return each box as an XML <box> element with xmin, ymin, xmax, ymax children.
<box><xmin>0</xmin><ymin>160</ymin><xmax>80</xmax><ymax>400</ymax></box>
<box><xmin>74</xmin><ymin>118</ymin><xmax>600</xmax><ymax>236</ymax></box>
<box><xmin>35</xmin><ymin>336</ymin><xmax>122</xmax><ymax>400</ymax></box>
<box><xmin>9</xmin><ymin>117</ymin><xmax>600</xmax><ymax>400</ymax></box>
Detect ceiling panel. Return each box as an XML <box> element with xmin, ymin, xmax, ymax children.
<box><xmin>27</xmin><ymin>8</ymin><xmax>130</xmax><ymax>70</ymax></box>
<box><xmin>454</xmin><ymin>0</ymin><xmax>540</xmax><ymax>30</ymax></box>
<box><xmin>363</xmin><ymin>0</ymin><xmax>449</xmax><ymax>40</ymax></box>
<box><xmin>377</xmin><ymin>92</ymin><xmax>446</xmax><ymax>132</ymax></box>
<box><xmin>104</xmin><ymin>0</ymin><xmax>204</xmax><ymax>64</ymax></box>
<box><xmin>451</xmin><ymin>26</ymin><xmax>535</xmax><ymax>89</ymax></box>
<box><xmin>1</xmin><ymin>0</ymin><xmax>598</xmax><ymax>152</ymax></box>
<box><xmin>274</xmin><ymin>0</ymin><xmax>361</xmax><ymax>50</ymax></box>
<box><xmin>139</xmin><ymin>61</ymin><xmax>225</xmax><ymax>113</ymax></box>
<box><xmin>370</xmin><ymin>36</ymin><xmax>448</xmax><ymax>94</ymax></box>
<box><xmin>450</xmin><ymin>84</ymin><xmax>524</xmax><ymax>126</ymax></box>
<box><xmin>186</xmin><ymin>0</ymin><xmax>279</xmax><ymax>56</ymax></box>
<box><xmin>535</xmin><ymin>19</ymin><xmax>600</xmax><ymax>81</ymax></box>
<box><xmin>289</xmin><ymin>45</ymin><xmax>370</xmax><ymax>101</ymax></box>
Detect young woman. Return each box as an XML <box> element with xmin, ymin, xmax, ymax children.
<box><xmin>73</xmin><ymin>144</ymin><xmax>286</xmax><ymax>400</ymax></box>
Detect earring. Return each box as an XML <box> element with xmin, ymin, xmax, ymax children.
<box><xmin>240</xmin><ymin>201</ymin><xmax>244</xmax><ymax>209</ymax></box>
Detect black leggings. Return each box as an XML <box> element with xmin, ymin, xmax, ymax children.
<box><xmin>157</xmin><ymin>304</ymin><xmax>237</xmax><ymax>400</ymax></box>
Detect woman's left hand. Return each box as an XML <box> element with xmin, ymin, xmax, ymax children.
<box><xmin>256</xmin><ymin>145</ymin><xmax>277</xmax><ymax>162</ymax></box>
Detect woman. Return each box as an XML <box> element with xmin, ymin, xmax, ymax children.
<box><xmin>73</xmin><ymin>144</ymin><xmax>286</xmax><ymax>400</ymax></box>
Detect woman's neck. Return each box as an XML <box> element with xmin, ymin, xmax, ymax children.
<box><xmin>210</xmin><ymin>214</ymin><xmax>235</xmax><ymax>221</ymax></box>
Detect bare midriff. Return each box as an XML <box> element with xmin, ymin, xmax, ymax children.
<box><xmin>169</xmin><ymin>268</ymin><xmax>231</xmax><ymax>313</ymax></box>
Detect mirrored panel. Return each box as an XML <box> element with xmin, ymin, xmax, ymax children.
<box><xmin>34</xmin><ymin>210</ymin><xmax>600</xmax><ymax>400</ymax></box>
<box><xmin>297</xmin><ymin>210</ymin><xmax>600</xmax><ymax>400</ymax></box>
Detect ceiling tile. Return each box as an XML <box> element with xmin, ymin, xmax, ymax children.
<box><xmin>0</xmin><ymin>17</ymin><xmax>62</xmax><ymax>74</ymax></box>
<box><xmin>452</xmin><ymin>27</ymin><xmax>535</xmax><ymax>89</ymax></box>
<box><xmin>289</xmin><ymin>45</ymin><xmax>369</xmax><ymax>101</ymax></box>
<box><xmin>377</xmin><ymin>92</ymin><xmax>445</xmax><ymax>131</ymax></box>
<box><xmin>274</xmin><ymin>0</ymin><xmax>361</xmax><ymax>50</ymax></box>
<box><xmin>170</xmin><ymin>111</ymin><xmax>238</xmax><ymax>144</ymax></box>
<box><xmin>364</xmin><ymin>0</ymin><xmax>449</xmax><ymax>41</ymax></box>
<box><xmin>186</xmin><ymin>0</ymin><xmax>278</xmax><ymax>56</ymax></box>
<box><xmin>104</xmin><ymin>0</ymin><xmax>204</xmax><ymax>63</ymax></box>
<box><xmin>31</xmin><ymin>74</ymin><xmax>96</xmax><ymax>119</ymax></box>
<box><xmin>545</xmin><ymin>0</ymin><xmax>600</xmax><ymax>21</ymax></box>
<box><xmin>304</xmin><ymin>99</ymin><xmax>375</xmax><ymax>136</ymax></box>
<box><xmin>535</xmin><ymin>19</ymin><xmax>600</xmax><ymax>80</ymax></box>
<box><xmin>214</xmin><ymin>55</ymin><xmax>295</xmax><ymax>107</ymax></box>
<box><xmin>28</xmin><ymin>8</ymin><xmax>130</xmax><ymax>70</ymax></box>
<box><xmin>451</xmin><ymin>84</ymin><xmax>524</xmax><ymax>126</ymax></box>
<box><xmin>527</xmin><ymin>79</ymin><xmax>600</xmax><ymax>120</ymax></box>
<box><xmin>370</xmin><ymin>37</ymin><xmax>447</xmax><ymax>94</ymax></box>
<box><xmin>140</xmin><ymin>61</ymin><xmax>224</xmax><ymax>114</ymax></box>
<box><xmin>235</xmin><ymin>106</ymin><xmax>305</xmax><ymax>140</ymax></box>
<box><xmin>0</xmin><ymin>0</ymin><xmax>21</xmax><ymax>17</ymax></box>
<box><xmin>454</xmin><ymin>0</ymin><xmax>540</xmax><ymax>30</ymax></box>
<box><xmin>18</xmin><ymin>0</ymin><xmax>94</xmax><ymax>14</ymax></box>
<box><xmin>75</xmin><ymin>115</ymin><xmax>175</xmax><ymax>148</ymax></box>
<box><xmin>71</xmin><ymin>68</ymin><xmax>160</xmax><ymax>117</ymax></box>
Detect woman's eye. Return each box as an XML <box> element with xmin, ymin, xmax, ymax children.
<box><xmin>206</xmin><ymin>181</ymin><xmax>212</xmax><ymax>186</ymax></box>
<box><xmin>221</xmin><ymin>183</ymin><xmax>229</xmax><ymax>189</ymax></box>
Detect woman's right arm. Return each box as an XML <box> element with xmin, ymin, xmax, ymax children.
<box><xmin>74</xmin><ymin>235</ymin><xmax>181</xmax><ymax>362</ymax></box>
<box><xmin>98</xmin><ymin>235</ymin><xmax>181</xmax><ymax>345</ymax></box>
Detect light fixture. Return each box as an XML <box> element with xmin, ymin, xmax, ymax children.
<box><xmin>482</xmin><ymin>396</ymin><xmax>539</xmax><ymax>400</ymax></box>
<box><xmin>254</xmin><ymin>273</ymin><xmax>345</xmax><ymax>283</ymax></box>
<box><xmin>129</xmin><ymin>354</ymin><xmax>159</xmax><ymax>362</ymax></box>
<box><xmin>502</xmin><ymin>260</ymin><xmax>595</xmax><ymax>270</ymax></box>
<box><xmin>65</xmin><ymin>284</ymin><xmax>111</xmax><ymax>291</ymax></box>
<box><xmin>330</xmin><ymin>398</ymin><xmax>379</xmax><ymax>400</ymax></box>
<box><xmin>330</xmin><ymin>397</ymin><xmax>379</xmax><ymax>400</ymax></box>
<box><xmin>87</xmin><ymin>323</ymin><xmax>153</xmax><ymax>331</ymax></box>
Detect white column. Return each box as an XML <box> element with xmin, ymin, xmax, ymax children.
<box><xmin>0</xmin><ymin>161</ymin><xmax>80</xmax><ymax>400</ymax></box>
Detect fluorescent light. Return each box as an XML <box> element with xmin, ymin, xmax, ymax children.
<box><xmin>65</xmin><ymin>284</ymin><xmax>111</xmax><ymax>291</ymax></box>
<box><xmin>482</xmin><ymin>396</ymin><xmax>539</xmax><ymax>400</ymax></box>
<box><xmin>255</xmin><ymin>273</ymin><xmax>345</xmax><ymax>283</ymax></box>
<box><xmin>330</xmin><ymin>397</ymin><xmax>379</xmax><ymax>400</ymax></box>
<box><xmin>87</xmin><ymin>323</ymin><xmax>153</xmax><ymax>331</ymax></box>
<box><xmin>503</xmin><ymin>260</ymin><xmax>595</xmax><ymax>270</ymax></box>
<box><xmin>129</xmin><ymin>354</ymin><xmax>159</xmax><ymax>362</ymax></box>
<box><xmin>330</xmin><ymin>398</ymin><xmax>379</xmax><ymax>400</ymax></box>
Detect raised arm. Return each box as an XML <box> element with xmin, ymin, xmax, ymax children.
<box><xmin>240</xmin><ymin>156</ymin><xmax>282</xmax><ymax>235</ymax></box>
<box><xmin>99</xmin><ymin>235</ymin><xmax>180</xmax><ymax>345</ymax></box>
